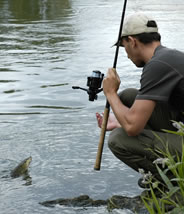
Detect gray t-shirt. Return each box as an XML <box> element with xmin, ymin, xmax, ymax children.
<box><xmin>136</xmin><ymin>45</ymin><xmax>184</xmax><ymax>111</ymax></box>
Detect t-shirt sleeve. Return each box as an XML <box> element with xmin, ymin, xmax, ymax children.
<box><xmin>136</xmin><ymin>60</ymin><xmax>181</xmax><ymax>102</ymax></box>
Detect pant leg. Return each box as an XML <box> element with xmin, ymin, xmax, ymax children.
<box><xmin>108</xmin><ymin>127</ymin><xmax>183</xmax><ymax>181</ymax></box>
<box><xmin>110</xmin><ymin>88</ymin><xmax>183</xmax><ymax>180</ymax></box>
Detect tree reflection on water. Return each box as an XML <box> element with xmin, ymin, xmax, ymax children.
<box><xmin>0</xmin><ymin>0</ymin><xmax>71</xmax><ymax>22</ymax></box>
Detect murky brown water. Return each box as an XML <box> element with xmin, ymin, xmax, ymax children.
<box><xmin>0</xmin><ymin>0</ymin><xmax>184</xmax><ymax>213</ymax></box>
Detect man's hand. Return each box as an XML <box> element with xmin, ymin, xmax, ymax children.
<box><xmin>96</xmin><ymin>112</ymin><xmax>121</xmax><ymax>131</ymax></box>
<box><xmin>103</xmin><ymin>68</ymin><xmax>121</xmax><ymax>97</ymax></box>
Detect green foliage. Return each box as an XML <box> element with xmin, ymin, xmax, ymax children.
<box><xmin>141</xmin><ymin>121</ymin><xmax>184</xmax><ymax>213</ymax></box>
<box><xmin>170</xmin><ymin>207</ymin><xmax>184</xmax><ymax>214</ymax></box>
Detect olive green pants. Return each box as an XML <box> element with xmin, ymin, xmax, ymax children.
<box><xmin>108</xmin><ymin>88</ymin><xmax>183</xmax><ymax>181</ymax></box>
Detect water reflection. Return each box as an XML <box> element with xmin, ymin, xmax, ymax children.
<box><xmin>0</xmin><ymin>0</ymin><xmax>78</xmax><ymax>116</ymax></box>
<box><xmin>3</xmin><ymin>89</ymin><xmax>22</xmax><ymax>93</ymax></box>
<box><xmin>40</xmin><ymin>83</ymin><xmax>69</xmax><ymax>88</ymax></box>
<box><xmin>0</xmin><ymin>0</ymin><xmax>72</xmax><ymax>21</ymax></box>
<box><xmin>28</xmin><ymin>105</ymin><xmax>83</xmax><ymax>110</ymax></box>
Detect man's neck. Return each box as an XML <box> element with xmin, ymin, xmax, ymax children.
<box><xmin>141</xmin><ymin>41</ymin><xmax>161</xmax><ymax>63</ymax></box>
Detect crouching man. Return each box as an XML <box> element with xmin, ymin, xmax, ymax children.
<box><xmin>96</xmin><ymin>13</ymin><xmax>184</xmax><ymax>189</ymax></box>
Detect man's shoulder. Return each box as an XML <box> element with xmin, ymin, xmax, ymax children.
<box><xmin>146</xmin><ymin>45</ymin><xmax>184</xmax><ymax>74</ymax></box>
<box><xmin>154</xmin><ymin>45</ymin><xmax>184</xmax><ymax>59</ymax></box>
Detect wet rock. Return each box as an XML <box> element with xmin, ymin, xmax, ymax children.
<box><xmin>107</xmin><ymin>195</ymin><xmax>148</xmax><ymax>214</ymax></box>
<box><xmin>39</xmin><ymin>195</ymin><xmax>108</xmax><ymax>208</ymax></box>
<box><xmin>39</xmin><ymin>194</ymin><xmax>149</xmax><ymax>213</ymax></box>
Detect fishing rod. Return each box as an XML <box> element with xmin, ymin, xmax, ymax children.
<box><xmin>94</xmin><ymin>0</ymin><xmax>128</xmax><ymax>170</ymax></box>
<box><xmin>72</xmin><ymin>0</ymin><xmax>128</xmax><ymax>170</ymax></box>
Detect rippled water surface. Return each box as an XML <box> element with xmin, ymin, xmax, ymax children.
<box><xmin>0</xmin><ymin>0</ymin><xmax>184</xmax><ymax>213</ymax></box>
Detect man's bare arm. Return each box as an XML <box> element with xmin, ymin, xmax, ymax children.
<box><xmin>102</xmin><ymin>68</ymin><xmax>156</xmax><ymax>136</ymax></box>
<box><xmin>107</xmin><ymin>94</ymin><xmax>156</xmax><ymax>136</ymax></box>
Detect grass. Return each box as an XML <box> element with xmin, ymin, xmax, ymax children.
<box><xmin>141</xmin><ymin>121</ymin><xmax>184</xmax><ymax>214</ymax></box>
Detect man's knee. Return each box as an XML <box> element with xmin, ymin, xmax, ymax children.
<box><xmin>108</xmin><ymin>128</ymin><xmax>128</xmax><ymax>152</ymax></box>
<box><xmin>118</xmin><ymin>88</ymin><xmax>138</xmax><ymax>108</ymax></box>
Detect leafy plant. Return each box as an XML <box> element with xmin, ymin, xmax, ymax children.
<box><xmin>141</xmin><ymin>121</ymin><xmax>184</xmax><ymax>213</ymax></box>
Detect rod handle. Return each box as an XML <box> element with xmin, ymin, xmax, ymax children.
<box><xmin>94</xmin><ymin>105</ymin><xmax>110</xmax><ymax>170</ymax></box>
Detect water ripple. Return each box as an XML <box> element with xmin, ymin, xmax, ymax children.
<box><xmin>27</xmin><ymin>105</ymin><xmax>83</xmax><ymax>110</ymax></box>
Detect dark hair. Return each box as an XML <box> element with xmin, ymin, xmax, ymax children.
<box><xmin>122</xmin><ymin>32</ymin><xmax>161</xmax><ymax>45</ymax></box>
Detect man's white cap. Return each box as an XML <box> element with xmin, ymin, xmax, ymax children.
<box><xmin>114</xmin><ymin>13</ymin><xmax>158</xmax><ymax>45</ymax></box>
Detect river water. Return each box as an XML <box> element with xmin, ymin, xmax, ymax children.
<box><xmin>0</xmin><ymin>0</ymin><xmax>184</xmax><ymax>214</ymax></box>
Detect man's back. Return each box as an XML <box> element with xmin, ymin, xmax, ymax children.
<box><xmin>137</xmin><ymin>45</ymin><xmax>184</xmax><ymax>111</ymax></box>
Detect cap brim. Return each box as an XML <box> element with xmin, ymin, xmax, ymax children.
<box><xmin>111</xmin><ymin>39</ymin><xmax>124</xmax><ymax>47</ymax></box>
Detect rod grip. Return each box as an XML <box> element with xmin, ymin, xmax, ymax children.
<box><xmin>94</xmin><ymin>106</ymin><xmax>110</xmax><ymax>170</ymax></box>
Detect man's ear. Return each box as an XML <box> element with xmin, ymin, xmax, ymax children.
<box><xmin>128</xmin><ymin>36</ymin><xmax>137</xmax><ymax>48</ymax></box>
